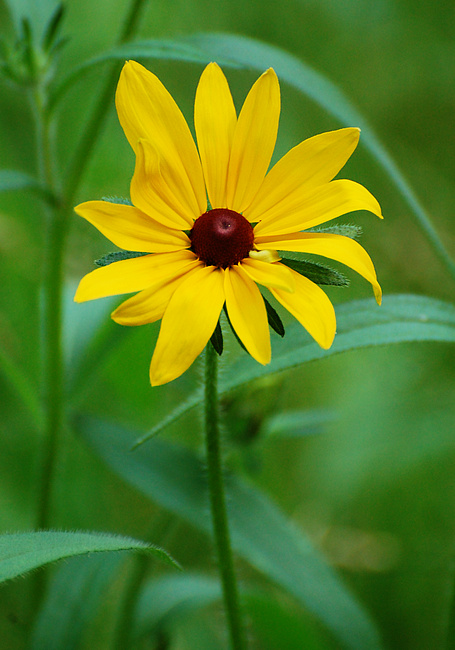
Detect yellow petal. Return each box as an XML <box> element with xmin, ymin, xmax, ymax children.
<box><xmin>241</xmin><ymin>258</ymin><xmax>295</xmax><ymax>292</ymax></box>
<box><xmin>224</xmin><ymin>265</ymin><xmax>271</xmax><ymax>364</ymax></box>
<box><xmin>226</xmin><ymin>68</ymin><xmax>280</xmax><ymax>213</ymax></box>
<box><xmin>270</xmin><ymin>271</ymin><xmax>336</xmax><ymax>349</ymax></box>
<box><xmin>253</xmin><ymin>179</ymin><xmax>382</xmax><ymax>237</ymax></box>
<box><xmin>248</xmin><ymin>249</ymin><xmax>281</xmax><ymax>263</ymax></box>
<box><xmin>131</xmin><ymin>139</ymin><xmax>196</xmax><ymax>229</ymax></box>
<box><xmin>74</xmin><ymin>250</ymin><xmax>197</xmax><ymax>302</ymax></box>
<box><xmin>75</xmin><ymin>200</ymin><xmax>190</xmax><ymax>252</ymax></box>
<box><xmin>246</xmin><ymin>128</ymin><xmax>360</xmax><ymax>222</ymax></box>
<box><xmin>258</xmin><ymin>232</ymin><xmax>382</xmax><ymax>304</ymax></box>
<box><xmin>150</xmin><ymin>266</ymin><xmax>225</xmax><ymax>386</ymax></box>
<box><xmin>195</xmin><ymin>63</ymin><xmax>237</xmax><ymax>208</ymax></box>
<box><xmin>112</xmin><ymin>261</ymin><xmax>202</xmax><ymax>325</ymax></box>
<box><xmin>116</xmin><ymin>61</ymin><xmax>206</xmax><ymax>217</ymax></box>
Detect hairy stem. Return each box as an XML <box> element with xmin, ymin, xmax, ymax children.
<box><xmin>204</xmin><ymin>344</ymin><xmax>246</xmax><ymax>650</ymax></box>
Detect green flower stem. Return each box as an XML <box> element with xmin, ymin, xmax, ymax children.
<box><xmin>204</xmin><ymin>344</ymin><xmax>247</xmax><ymax>650</ymax></box>
<box><xmin>31</xmin><ymin>80</ymin><xmax>63</xmax><ymax>533</ymax></box>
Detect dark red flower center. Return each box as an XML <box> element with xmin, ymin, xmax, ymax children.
<box><xmin>190</xmin><ymin>208</ymin><xmax>255</xmax><ymax>268</ymax></box>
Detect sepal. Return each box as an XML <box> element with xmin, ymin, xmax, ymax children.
<box><xmin>101</xmin><ymin>196</ymin><xmax>134</xmax><ymax>205</ymax></box>
<box><xmin>210</xmin><ymin>319</ymin><xmax>224</xmax><ymax>355</ymax></box>
<box><xmin>308</xmin><ymin>223</ymin><xmax>362</xmax><ymax>239</ymax></box>
<box><xmin>280</xmin><ymin>254</ymin><xmax>349</xmax><ymax>286</ymax></box>
<box><xmin>94</xmin><ymin>250</ymin><xmax>149</xmax><ymax>267</ymax></box>
<box><xmin>263</xmin><ymin>295</ymin><xmax>285</xmax><ymax>337</ymax></box>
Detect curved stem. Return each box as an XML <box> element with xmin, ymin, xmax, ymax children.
<box><xmin>204</xmin><ymin>344</ymin><xmax>246</xmax><ymax>650</ymax></box>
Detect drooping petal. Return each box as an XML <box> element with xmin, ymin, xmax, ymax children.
<box><xmin>116</xmin><ymin>60</ymin><xmax>206</xmax><ymax>217</ymax></box>
<box><xmin>112</xmin><ymin>260</ymin><xmax>202</xmax><ymax>325</ymax></box>
<box><xmin>74</xmin><ymin>250</ymin><xmax>198</xmax><ymax>302</ymax></box>
<box><xmin>246</xmin><ymin>128</ymin><xmax>360</xmax><ymax>222</ymax></box>
<box><xmin>130</xmin><ymin>139</ymin><xmax>196</xmax><ymax>229</ymax></box>
<box><xmin>226</xmin><ymin>68</ymin><xmax>280</xmax><ymax>213</ymax></box>
<box><xmin>150</xmin><ymin>266</ymin><xmax>225</xmax><ymax>386</ymax></box>
<box><xmin>241</xmin><ymin>258</ymin><xmax>295</xmax><ymax>292</ymax></box>
<box><xmin>75</xmin><ymin>200</ymin><xmax>190</xmax><ymax>252</ymax></box>
<box><xmin>224</xmin><ymin>265</ymin><xmax>271</xmax><ymax>364</ymax></box>
<box><xmin>195</xmin><ymin>63</ymin><xmax>237</xmax><ymax>208</ymax></box>
<box><xmin>253</xmin><ymin>179</ymin><xmax>383</xmax><ymax>237</ymax></box>
<box><xmin>270</xmin><ymin>271</ymin><xmax>336</xmax><ymax>349</ymax></box>
<box><xmin>257</xmin><ymin>232</ymin><xmax>382</xmax><ymax>304</ymax></box>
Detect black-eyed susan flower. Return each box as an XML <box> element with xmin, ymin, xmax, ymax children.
<box><xmin>74</xmin><ymin>61</ymin><xmax>382</xmax><ymax>386</ymax></box>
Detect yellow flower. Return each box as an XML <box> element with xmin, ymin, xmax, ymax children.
<box><xmin>75</xmin><ymin>61</ymin><xmax>382</xmax><ymax>386</ymax></box>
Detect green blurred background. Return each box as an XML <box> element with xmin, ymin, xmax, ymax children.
<box><xmin>0</xmin><ymin>0</ymin><xmax>454</xmax><ymax>648</ymax></box>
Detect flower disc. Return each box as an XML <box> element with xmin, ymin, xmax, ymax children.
<box><xmin>190</xmin><ymin>208</ymin><xmax>254</xmax><ymax>268</ymax></box>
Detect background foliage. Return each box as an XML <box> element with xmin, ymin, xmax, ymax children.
<box><xmin>0</xmin><ymin>0</ymin><xmax>454</xmax><ymax>648</ymax></box>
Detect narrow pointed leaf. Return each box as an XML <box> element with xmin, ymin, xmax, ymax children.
<box><xmin>130</xmin><ymin>295</ymin><xmax>455</xmax><ymax>446</ymax></box>
<box><xmin>263</xmin><ymin>295</ymin><xmax>285</xmax><ymax>336</ymax></box>
<box><xmin>94</xmin><ymin>250</ymin><xmax>149</xmax><ymax>267</ymax></box>
<box><xmin>261</xmin><ymin>409</ymin><xmax>336</xmax><ymax>438</ymax></box>
<box><xmin>134</xmin><ymin>574</ymin><xmax>329</xmax><ymax>649</ymax></box>
<box><xmin>30</xmin><ymin>555</ymin><xmax>123</xmax><ymax>650</ymax></box>
<box><xmin>0</xmin><ymin>169</ymin><xmax>53</xmax><ymax>202</ymax></box>
<box><xmin>41</xmin><ymin>2</ymin><xmax>64</xmax><ymax>51</ymax></box>
<box><xmin>225</xmin><ymin>294</ymin><xmax>455</xmax><ymax>391</ymax></box>
<box><xmin>134</xmin><ymin>573</ymin><xmax>222</xmax><ymax>638</ymax></box>
<box><xmin>309</xmin><ymin>224</ymin><xmax>362</xmax><ymax>239</ymax></box>
<box><xmin>0</xmin><ymin>344</ymin><xmax>44</xmax><ymax>430</ymax></box>
<box><xmin>280</xmin><ymin>256</ymin><xmax>349</xmax><ymax>286</ymax></box>
<box><xmin>210</xmin><ymin>319</ymin><xmax>223</xmax><ymax>355</ymax></box>
<box><xmin>0</xmin><ymin>531</ymin><xmax>178</xmax><ymax>583</ymax></box>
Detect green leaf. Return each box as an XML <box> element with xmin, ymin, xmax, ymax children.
<box><xmin>134</xmin><ymin>573</ymin><xmax>222</xmax><ymax>639</ymax></box>
<box><xmin>102</xmin><ymin>195</ymin><xmax>133</xmax><ymax>205</ymax></box>
<box><xmin>62</xmin><ymin>282</ymin><xmax>132</xmax><ymax>404</ymax></box>
<box><xmin>133</xmin><ymin>574</ymin><xmax>329</xmax><ymax>649</ymax></box>
<box><xmin>263</xmin><ymin>295</ymin><xmax>285</xmax><ymax>336</ymax></box>
<box><xmin>309</xmin><ymin>224</ymin><xmax>363</xmax><ymax>239</ymax></box>
<box><xmin>261</xmin><ymin>409</ymin><xmax>336</xmax><ymax>438</ymax></box>
<box><xmin>30</xmin><ymin>554</ymin><xmax>123</xmax><ymax>650</ymax></box>
<box><xmin>280</xmin><ymin>256</ymin><xmax>349</xmax><ymax>286</ymax></box>
<box><xmin>210</xmin><ymin>319</ymin><xmax>223</xmax><ymax>355</ymax></box>
<box><xmin>94</xmin><ymin>250</ymin><xmax>149</xmax><ymax>267</ymax></box>
<box><xmin>80</xmin><ymin>418</ymin><xmax>382</xmax><ymax>650</ymax></box>
<box><xmin>41</xmin><ymin>2</ymin><xmax>64</xmax><ymax>52</ymax></box>
<box><xmin>0</xmin><ymin>344</ymin><xmax>44</xmax><ymax>430</ymax></box>
<box><xmin>223</xmin><ymin>304</ymin><xmax>248</xmax><ymax>353</ymax></box>
<box><xmin>3</xmin><ymin>0</ymin><xmax>61</xmax><ymax>39</ymax></box>
<box><xmin>0</xmin><ymin>531</ymin><xmax>179</xmax><ymax>583</ymax></box>
<box><xmin>224</xmin><ymin>294</ymin><xmax>455</xmax><ymax>392</ymax></box>
<box><xmin>132</xmin><ymin>294</ymin><xmax>455</xmax><ymax>446</ymax></box>
<box><xmin>50</xmin><ymin>33</ymin><xmax>455</xmax><ymax>280</ymax></box>
<box><xmin>0</xmin><ymin>169</ymin><xmax>53</xmax><ymax>201</ymax></box>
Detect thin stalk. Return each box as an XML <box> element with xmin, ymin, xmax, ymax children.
<box><xmin>204</xmin><ymin>344</ymin><xmax>246</xmax><ymax>650</ymax></box>
<box><xmin>36</xmin><ymin>0</ymin><xmax>148</xmax><ymax>533</ymax></box>
<box><xmin>32</xmin><ymin>80</ymin><xmax>63</xmax><ymax>532</ymax></box>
